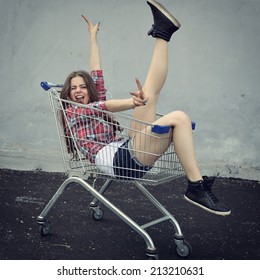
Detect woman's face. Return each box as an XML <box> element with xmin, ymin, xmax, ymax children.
<box><xmin>69</xmin><ymin>76</ymin><xmax>89</xmax><ymax>104</ymax></box>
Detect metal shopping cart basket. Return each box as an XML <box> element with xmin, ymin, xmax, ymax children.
<box><xmin>37</xmin><ymin>81</ymin><xmax>194</xmax><ymax>259</ymax></box>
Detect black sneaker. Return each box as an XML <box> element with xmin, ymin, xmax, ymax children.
<box><xmin>184</xmin><ymin>176</ymin><xmax>231</xmax><ymax>216</ymax></box>
<box><xmin>147</xmin><ymin>0</ymin><xmax>181</xmax><ymax>41</ymax></box>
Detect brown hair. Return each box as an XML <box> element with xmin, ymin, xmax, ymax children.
<box><xmin>60</xmin><ymin>70</ymin><xmax>99</xmax><ymax>158</ymax></box>
<box><xmin>60</xmin><ymin>70</ymin><xmax>120</xmax><ymax>159</ymax></box>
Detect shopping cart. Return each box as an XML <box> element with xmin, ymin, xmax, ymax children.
<box><xmin>37</xmin><ymin>81</ymin><xmax>194</xmax><ymax>259</ymax></box>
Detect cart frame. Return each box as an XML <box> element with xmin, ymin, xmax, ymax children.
<box><xmin>37</xmin><ymin>81</ymin><xmax>193</xmax><ymax>259</ymax></box>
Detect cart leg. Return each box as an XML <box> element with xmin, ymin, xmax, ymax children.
<box><xmin>134</xmin><ymin>181</ymin><xmax>183</xmax><ymax>236</ymax></box>
<box><xmin>89</xmin><ymin>179</ymin><xmax>113</xmax><ymax>221</ymax></box>
<box><xmin>70</xmin><ymin>177</ymin><xmax>157</xmax><ymax>254</ymax></box>
<box><xmin>37</xmin><ymin>176</ymin><xmax>157</xmax><ymax>255</ymax></box>
<box><xmin>134</xmin><ymin>181</ymin><xmax>192</xmax><ymax>257</ymax></box>
<box><xmin>37</xmin><ymin>177</ymin><xmax>72</xmax><ymax>224</ymax></box>
<box><xmin>37</xmin><ymin>177</ymin><xmax>157</xmax><ymax>259</ymax></box>
<box><xmin>89</xmin><ymin>178</ymin><xmax>112</xmax><ymax>207</ymax></box>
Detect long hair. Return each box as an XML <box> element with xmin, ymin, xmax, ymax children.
<box><xmin>59</xmin><ymin>70</ymin><xmax>121</xmax><ymax>159</ymax></box>
<box><xmin>60</xmin><ymin>70</ymin><xmax>99</xmax><ymax>158</ymax></box>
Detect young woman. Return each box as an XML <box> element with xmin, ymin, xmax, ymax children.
<box><xmin>61</xmin><ymin>0</ymin><xmax>231</xmax><ymax>216</ymax></box>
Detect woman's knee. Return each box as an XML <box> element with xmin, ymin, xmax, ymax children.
<box><xmin>171</xmin><ymin>110</ymin><xmax>191</xmax><ymax>126</ymax></box>
<box><xmin>154</xmin><ymin>110</ymin><xmax>191</xmax><ymax>127</ymax></box>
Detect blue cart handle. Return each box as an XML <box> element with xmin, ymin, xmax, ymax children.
<box><xmin>152</xmin><ymin>122</ymin><xmax>196</xmax><ymax>134</ymax></box>
<box><xmin>40</xmin><ymin>81</ymin><xmax>63</xmax><ymax>91</ymax></box>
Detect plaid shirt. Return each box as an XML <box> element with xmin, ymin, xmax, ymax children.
<box><xmin>66</xmin><ymin>70</ymin><xmax>118</xmax><ymax>163</ymax></box>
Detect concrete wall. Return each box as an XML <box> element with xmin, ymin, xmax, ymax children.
<box><xmin>0</xmin><ymin>0</ymin><xmax>259</xmax><ymax>180</ymax></box>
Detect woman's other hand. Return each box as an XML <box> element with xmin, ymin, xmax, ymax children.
<box><xmin>130</xmin><ymin>78</ymin><xmax>148</xmax><ymax>107</ymax></box>
<box><xmin>82</xmin><ymin>15</ymin><xmax>100</xmax><ymax>36</ymax></box>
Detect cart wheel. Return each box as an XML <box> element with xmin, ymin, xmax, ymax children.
<box><xmin>146</xmin><ymin>248</ymin><xmax>158</xmax><ymax>260</ymax></box>
<box><xmin>39</xmin><ymin>220</ymin><xmax>51</xmax><ymax>236</ymax></box>
<box><xmin>146</xmin><ymin>253</ymin><xmax>159</xmax><ymax>260</ymax></box>
<box><xmin>175</xmin><ymin>240</ymin><xmax>192</xmax><ymax>258</ymax></box>
<box><xmin>91</xmin><ymin>208</ymin><xmax>104</xmax><ymax>220</ymax></box>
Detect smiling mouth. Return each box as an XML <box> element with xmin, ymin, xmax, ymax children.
<box><xmin>75</xmin><ymin>95</ymin><xmax>84</xmax><ymax>103</ymax></box>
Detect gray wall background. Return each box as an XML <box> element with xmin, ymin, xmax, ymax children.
<box><xmin>0</xmin><ymin>0</ymin><xmax>259</xmax><ymax>180</ymax></box>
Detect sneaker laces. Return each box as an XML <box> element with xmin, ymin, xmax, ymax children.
<box><xmin>205</xmin><ymin>186</ymin><xmax>219</xmax><ymax>204</ymax></box>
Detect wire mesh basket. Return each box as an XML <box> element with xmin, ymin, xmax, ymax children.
<box><xmin>42</xmin><ymin>82</ymin><xmax>185</xmax><ymax>185</ymax></box>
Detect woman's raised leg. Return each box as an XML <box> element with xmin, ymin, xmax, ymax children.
<box><xmin>129</xmin><ymin>38</ymin><xmax>168</xmax><ymax>136</ymax></box>
<box><xmin>130</xmin><ymin>0</ymin><xmax>231</xmax><ymax>216</ymax></box>
<box><xmin>129</xmin><ymin>0</ymin><xmax>181</xmax><ymax>137</ymax></box>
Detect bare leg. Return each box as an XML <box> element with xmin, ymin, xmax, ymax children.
<box><xmin>129</xmin><ymin>38</ymin><xmax>168</xmax><ymax>137</ymax></box>
<box><xmin>170</xmin><ymin>112</ymin><xmax>202</xmax><ymax>182</ymax></box>
<box><xmin>129</xmin><ymin>0</ymin><xmax>231</xmax><ymax>216</ymax></box>
<box><xmin>128</xmin><ymin>1</ymin><xmax>200</xmax><ymax>180</ymax></box>
<box><xmin>133</xmin><ymin>110</ymin><xmax>202</xmax><ymax>182</ymax></box>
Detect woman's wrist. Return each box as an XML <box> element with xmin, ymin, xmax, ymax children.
<box><xmin>89</xmin><ymin>35</ymin><xmax>98</xmax><ymax>42</ymax></box>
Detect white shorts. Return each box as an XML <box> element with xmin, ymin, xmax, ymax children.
<box><xmin>95</xmin><ymin>139</ymin><xmax>127</xmax><ymax>176</ymax></box>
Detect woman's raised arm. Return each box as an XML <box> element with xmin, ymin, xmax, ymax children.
<box><xmin>82</xmin><ymin>15</ymin><xmax>101</xmax><ymax>71</ymax></box>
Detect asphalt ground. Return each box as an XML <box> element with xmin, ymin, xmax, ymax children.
<box><xmin>0</xmin><ymin>168</ymin><xmax>259</xmax><ymax>260</ymax></box>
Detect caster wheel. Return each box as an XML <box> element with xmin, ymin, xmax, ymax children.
<box><xmin>176</xmin><ymin>240</ymin><xmax>192</xmax><ymax>258</ymax></box>
<box><xmin>146</xmin><ymin>249</ymin><xmax>158</xmax><ymax>260</ymax></box>
<box><xmin>39</xmin><ymin>220</ymin><xmax>51</xmax><ymax>236</ymax></box>
<box><xmin>146</xmin><ymin>253</ymin><xmax>159</xmax><ymax>260</ymax></box>
<box><xmin>91</xmin><ymin>208</ymin><xmax>104</xmax><ymax>220</ymax></box>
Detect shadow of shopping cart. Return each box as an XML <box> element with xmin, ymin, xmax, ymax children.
<box><xmin>37</xmin><ymin>81</ymin><xmax>195</xmax><ymax>259</ymax></box>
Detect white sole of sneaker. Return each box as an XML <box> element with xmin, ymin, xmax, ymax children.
<box><xmin>184</xmin><ymin>195</ymin><xmax>231</xmax><ymax>216</ymax></box>
<box><xmin>147</xmin><ymin>0</ymin><xmax>181</xmax><ymax>28</ymax></box>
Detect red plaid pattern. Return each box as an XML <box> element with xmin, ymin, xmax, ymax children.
<box><xmin>65</xmin><ymin>70</ymin><xmax>118</xmax><ymax>163</ymax></box>
<box><xmin>91</xmin><ymin>70</ymin><xmax>106</xmax><ymax>101</ymax></box>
